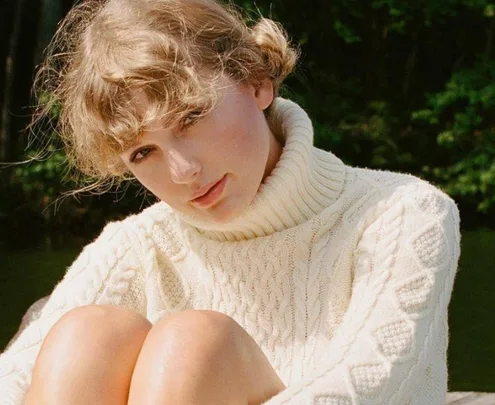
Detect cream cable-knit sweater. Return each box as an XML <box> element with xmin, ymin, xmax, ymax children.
<box><xmin>0</xmin><ymin>98</ymin><xmax>460</xmax><ymax>404</ymax></box>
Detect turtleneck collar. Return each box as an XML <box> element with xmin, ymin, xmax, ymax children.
<box><xmin>172</xmin><ymin>97</ymin><xmax>346</xmax><ymax>242</ymax></box>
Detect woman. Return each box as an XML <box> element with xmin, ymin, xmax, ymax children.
<box><xmin>0</xmin><ymin>0</ymin><xmax>461</xmax><ymax>403</ymax></box>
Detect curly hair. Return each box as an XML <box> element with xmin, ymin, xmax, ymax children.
<box><xmin>32</xmin><ymin>0</ymin><xmax>299</xmax><ymax>188</ymax></box>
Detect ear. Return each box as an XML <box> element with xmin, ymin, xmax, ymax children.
<box><xmin>254</xmin><ymin>78</ymin><xmax>274</xmax><ymax>111</ymax></box>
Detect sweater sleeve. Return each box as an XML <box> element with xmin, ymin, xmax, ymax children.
<box><xmin>0</xmin><ymin>221</ymin><xmax>145</xmax><ymax>405</ymax></box>
<box><xmin>263</xmin><ymin>183</ymin><xmax>461</xmax><ymax>405</ymax></box>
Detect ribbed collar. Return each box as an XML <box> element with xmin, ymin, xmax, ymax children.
<box><xmin>174</xmin><ymin>98</ymin><xmax>346</xmax><ymax>242</ymax></box>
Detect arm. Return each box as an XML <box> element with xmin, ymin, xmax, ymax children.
<box><xmin>263</xmin><ymin>183</ymin><xmax>461</xmax><ymax>405</ymax></box>
<box><xmin>0</xmin><ymin>221</ymin><xmax>145</xmax><ymax>404</ymax></box>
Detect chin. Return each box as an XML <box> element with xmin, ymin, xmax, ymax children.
<box><xmin>211</xmin><ymin>208</ymin><xmax>241</xmax><ymax>224</ymax></box>
<box><xmin>212</xmin><ymin>199</ymin><xmax>249</xmax><ymax>224</ymax></box>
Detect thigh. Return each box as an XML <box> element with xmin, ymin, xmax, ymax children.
<box><xmin>128</xmin><ymin>309</ymin><xmax>286</xmax><ymax>405</ymax></box>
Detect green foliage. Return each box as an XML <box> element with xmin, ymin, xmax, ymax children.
<box><xmin>333</xmin><ymin>20</ymin><xmax>361</xmax><ymax>43</ymax></box>
<box><xmin>267</xmin><ymin>0</ymin><xmax>495</xmax><ymax>224</ymax></box>
<box><xmin>412</xmin><ymin>61</ymin><xmax>495</xmax><ymax>212</ymax></box>
<box><xmin>13</xmin><ymin>148</ymin><xmax>69</xmax><ymax>203</ymax></box>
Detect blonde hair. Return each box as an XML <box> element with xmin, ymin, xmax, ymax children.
<box><xmin>32</xmin><ymin>0</ymin><xmax>299</xmax><ymax>189</ymax></box>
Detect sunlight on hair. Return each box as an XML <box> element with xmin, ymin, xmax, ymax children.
<box><xmin>28</xmin><ymin>0</ymin><xmax>299</xmax><ymax>198</ymax></box>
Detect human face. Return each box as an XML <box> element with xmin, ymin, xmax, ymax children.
<box><xmin>120</xmin><ymin>78</ymin><xmax>282</xmax><ymax>223</ymax></box>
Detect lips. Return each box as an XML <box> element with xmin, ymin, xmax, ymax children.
<box><xmin>190</xmin><ymin>174</ymin><xmax>228</xmax><ymax>207</ymax></box>
<box><xmin>191</xmin><ymin>176</ymin><xmax>224</xmax><ymax>201</ymax></box>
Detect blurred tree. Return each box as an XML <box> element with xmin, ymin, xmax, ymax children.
<box><xmin>0</xmin><ymin>0</ymin><xmax>26</xmax><ymax>163</ymax></box>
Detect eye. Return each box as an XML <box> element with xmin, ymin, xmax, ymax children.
<box><xmin>180</xmin><ymin>109</ymin><xmax>203</xmax><ymax>130</ymax></box>
<box><xmin>130</xmin><ymin>146</ymin><xmax>154</xmax><ymax>163</ymax></box>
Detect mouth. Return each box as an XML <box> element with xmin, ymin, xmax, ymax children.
<box><xmin>191</xmin><ymin>176</ymin><xmax>223</xmax><ymax>200</ymax></box>
<box><xmin>191</xmin><ymin>174</ymin><xmax>227</xmax><ymax>207</ymax></box>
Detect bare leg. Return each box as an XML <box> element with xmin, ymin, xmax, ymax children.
<box><xmin>24</xmin><ymin>305</ymin><xmax>151</xmax><ymax>405</ymax></box>
<box><xmin>128</xmin><ymin>309</ymin><xmax>286</xmax><ymax>405</ymax></box>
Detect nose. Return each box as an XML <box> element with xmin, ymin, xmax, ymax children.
<box><xmin>167</xmin><ymin>148</ymin><xmax>201</xmax><ymax>184</ymax></box>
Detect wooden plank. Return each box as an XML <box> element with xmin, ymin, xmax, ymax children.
<box><xmin>446</xmin><ymin>392</ymin><xmax>495</xmax><ymax>405</ymax></box>
<box><xmin>446</xmin><ymin>392</ymin><xmax>481</xmax><ymax>404</ymax></box>
<box><xmin>462</xmin><ymin>394</ymin><xmax>495</xmax><ymax>405</ymax></box>
<box><xmin>446</xmin><ymin>392</ymin><xmax>477</xmax><ymax>402</ymax></box>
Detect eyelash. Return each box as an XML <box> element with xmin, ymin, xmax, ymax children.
<box><xmin>130</xmin><ymin>146</ymin><xmax>154</xmax><ymax>163</ymax></box>
<box><xmin>129</xmin><ymin>110</ymin><xmax>203</xmax><ymax>163</ymax></box>
<box><xmin>180</xmin><ymin>109</ymin><xmax>202</xmax><ymax>130</ymax></box>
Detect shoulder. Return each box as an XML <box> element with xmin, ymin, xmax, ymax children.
<box><xmin>349</xmin><ymin>166</ymin><xmax>455</xmax><ymax>207</ymax></box>
<box><xmin>120</xmin><ymin>201</ymin><xmax>175</xmax><ymax>230</ymax></box>
<box><xmin>82</xmin><ymin>203</ymin><xmax>171</xmax><ymax>249</ymax></box>
<box><xmin>343</xmin><ymin>166</ymin><xmax>459</xmax><ymax>234</ymax></box>
<box><xmin>351</xmin><ymin>166</ymin><xmax>425</xmax><ymax>191</ymax></box>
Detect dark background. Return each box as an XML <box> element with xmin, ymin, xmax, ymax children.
<box><xmin>0</xmin><ymin>0</ymin><xmax>494</xmax><ymax>392</ymax></box>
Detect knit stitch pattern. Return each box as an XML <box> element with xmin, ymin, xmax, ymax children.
<box><xmin>0</xmin><ymin>98</ymin><xmax>460</xmax><ymax>404</ymax></box>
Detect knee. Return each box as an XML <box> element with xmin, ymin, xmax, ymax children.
<box><xmin>47</xmin><ymin>304</ymin><xmax>152</xmax><ymax>346</ymax></box>
<box><xmin>37</xmin><ymin>305</ymin><xmax>152</xmax><ymax>371</ymax></box>
<box><xmin>130</xmin><ymin>310</ymin><xmax>285</xmax><ymax>405</ymax></box>
<box><xmin>145</xmin><ymin>310</ymin><xmax>245</xmax><ymax>370</ymax></box>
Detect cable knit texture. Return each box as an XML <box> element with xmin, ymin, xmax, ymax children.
<box><xmin>0</xmin><ymin>98</ymin><xmax>461</xmax><ymax>404</ymax></box>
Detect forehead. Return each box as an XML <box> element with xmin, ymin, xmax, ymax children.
<box><xmin>126</xmin><ymin>87</ymin><xmax>185</xmax><ymax>136</ymax></box>
<box><xmin>129</xmin><ymin>77</ymin><xmax>245</xmax><ymax>118</ymax></box>
<box><xmin>129</xmin><ymin>88</ymin><xmax>155</xmax><ymax>117</ymax></box>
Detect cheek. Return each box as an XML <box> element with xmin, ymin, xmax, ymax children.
<box><xmin>234</xmin><ymin>123</ymin><xmax>268</xmax><ymax>163</ymax></box>
<box><xmin>131</xmin><ymin>165</ymin><xmax>172</xmax><ymax>196</ymax></box>
<box><xmin>198</xmin><ymin>124</ymin><xmax>241</xmax><ymax>163</ymax></box>
<box><xmin>222</xmin><ymin>120</ymin><xmax>263</xmax><ymax>157</ymax></box>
